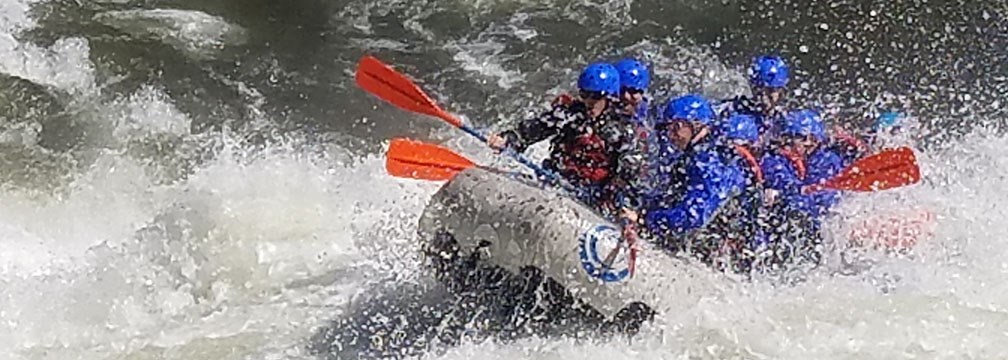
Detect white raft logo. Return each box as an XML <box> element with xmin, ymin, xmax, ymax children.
<box><xmin>578</xmin><ymin>224</ymin><xmax>631</xmax><ymax>283</ymax></box>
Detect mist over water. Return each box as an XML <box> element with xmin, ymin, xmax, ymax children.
<box><xmin>0</xmin><ymin>0</ymin><xmax>1006</xmax><ymax>359</ymax></box>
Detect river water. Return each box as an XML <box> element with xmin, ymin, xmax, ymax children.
<box><xmin>0</xmin><ymin>0</ymin><xmax>1006</xmax><ymax>359</ymax></box>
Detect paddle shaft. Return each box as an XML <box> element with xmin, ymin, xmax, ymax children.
<box><xmin>456</xmin><ymin>123</ymin><xmax>582</xmax><ymax>194</ymax></box>
<box><xmin>600</xmin><ymin>219</ymin><xmax>639</xmax><ymax>277</ymax></box>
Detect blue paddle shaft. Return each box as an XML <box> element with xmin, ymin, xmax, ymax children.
<box><xmin>458</xmin><ymin>123</ymin><xmax>578</xmax><ymax>193</ymax></box>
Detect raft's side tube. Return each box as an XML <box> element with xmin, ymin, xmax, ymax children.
<box><xmin>417</xmin><ymin>167</ymin><xmax>677</xmax><ymax>318</ymax></box>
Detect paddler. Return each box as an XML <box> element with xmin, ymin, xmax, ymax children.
<box><xmin>624</xmin><ymin>94</ymin><xmax>744</xmax><ymax>266</ymax></box>
<box><xmin>614</xmin><ymin>57</ymin><xmax>658</xmax><ymax>194</ymax></box>
<box><xmin>759</xmin><ymin>109</ymin><xmax>844</xmax><ymax>265</ymax></box>
<box><xmin>713</xmin><ymin>113</ymin><xmax>771</xmax><ymax>271</ymax></box>
<box><xmin>487</xmin><ymin>62</ymin><xmax>645</xmax><ymax>218</ymax></box>
<box><xmin>614</xmin><ymin>58</ymin><xmax>652</xmax><ymax>129</ymax></box>
<box><xmin>831</xmin><ymin>110</ymin><xmax>907</xmax><ymax>165</ymax></box>
<box><xmin>716</xmin><ymin>54</ymin><xmax>791</xmax><ymax>149</ymax></box>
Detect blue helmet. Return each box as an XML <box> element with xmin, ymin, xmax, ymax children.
<box><xmin>615</xmin><ymin>58</ymin><xmax>650</xmax><ymax>91</ymax></box>
<box><xmin>749</xmin><ymin>55</ymin><xmax>790</xmax><ymax>89</ymax></box>
<box><xmin>577</xmin><ymin>62</ymin><xmax>621</xmax><ymax>97</ymax></box>
<box><xmin>659</xmin><ymin>94</ymin><xmax>715</xmax><ymax>126</ymax></box>
<box><xmin>719</xmin><ymin>114</ymin><xmax>759</xmax><ymax>143</ymax></box>
<box><xmin>781</xmin><ymin>109</ymin><xmax>826</xmax><ymax>141</ymax></box>
<box><xmin>874</xmin><ymin>111</ymin><xmax>903</xmax><ymax>131</ymax></box>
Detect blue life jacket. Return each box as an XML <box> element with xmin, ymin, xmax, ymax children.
<box><xmin>642</xmin><ymin>137</ymin><xmax>742</xmax><ymax>237</ymax></box>
<box><xmin>760</xmin><ymin>146</ymin><xmax>844</xmax><ymax>220</ymax></box>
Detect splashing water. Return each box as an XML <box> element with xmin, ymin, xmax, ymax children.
<box><xmin>0</xmin><ymin>0</ymin><xmax>1006</xmax><ymax>359</ymax></box>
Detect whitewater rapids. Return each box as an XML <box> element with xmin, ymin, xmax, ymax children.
<box><xmin>1</xmin><ymin>0</ymin><xmax>1007</xmax><ymax>359</ymax></box>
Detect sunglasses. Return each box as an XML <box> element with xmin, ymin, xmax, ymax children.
<box><xmin>579</xmin><ymin>90</ymin><xmax>606</xmax><ymax>100</ymax></box>
<box><xmin>756</xmin><ymin>87</ymin><xmax>785</xmax><ymax>98</ymax></box>
<box><xmin>789</xmin><ymin>135</ymin><xmax>817</xmax><ymax>146</ymax></box>
<box><xmin>621</xmin><ymin>87</ymin><xmax>644</xmax><ymax>95</ymax></box>
<box><xmin>659</xmin><ymin>120</ymin><xmax>691</xmax><ymax>132</ymax></box>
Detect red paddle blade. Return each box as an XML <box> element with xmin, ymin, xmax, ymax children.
<box><xmin>824</xmin><ymin>147</ymin><xmax>921</xmax><ymax>192</ymax></box>
<box><xmin>355</xmin><ymin>55</ymin><xmax>463</xmax><ymax>127</ymax></box>
<box><xmin>385</xmin><ymin>138</ymin><xmax>476</xmax><ymax>181</ymax></box>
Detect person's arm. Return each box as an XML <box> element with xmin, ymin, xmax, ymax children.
<box><xmin>761</xmin><ymin>153</ymin><xmax>801</xmax><ymax>195</ymax></box>
<box><xmin>760</xmin><ymin>152</ymin><xmax>803</xmax><ymax>210</ymax></box>
<box><xmin>611</xmin><ymin>121</ymin><xmax>647</xmax><ymax>202</ymax></box>
<box><xmin>800</xmin><ymin>149</ymin><xmax>844</xmax><ymax>217</ymax></box>
<box><xmin>830</xmin><ymin>125</ymin><xmax>870</xmax><ymax>165</ymax></box>
<box><xmin>496</xmin><ymin>105</ymin><xmax>568</xmax><ymax>153</ymax></box>
<box><xmin>644</xmin><ymin>151</ymin><xmax>732</xmax><ymax>235</ymax></box>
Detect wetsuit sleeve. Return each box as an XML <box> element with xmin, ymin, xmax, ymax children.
<box><xmin>762</xmin><ymin>151</ymin><xmax>842</xmax><ymax>218</ymax></box>
<box><xmin>612</xmin><ymin>122</ymin><xmax>647</xmax><ymax>203</ymax></box>
<box><xmin>498</xmin><ymin>105</ymin><xmax>565</xmax><ymax>153</ymax></box>
<box><xmin>713</xmin><ymin>97</ymin><xmax>740</xmax><ymax>118</ymax></box>
<box><xmin>644</xmin><ymin>150</ymin><xmax>731</xmax><ymax>235</ymax></box>
<box><xmin>761</xmin><ymin>153</ymin><xmax>801</xmax><ymax>195</ymax></box>
<box><xmin>802</xmin><ymin>149</ymin><xmax>844</xmax><ymax>217</ymax></box>
<box><xmin>806</xmin><ymin>148</ymin><xmax>844</xmax><ymax>183</ymax></box>
<box><xmin>761</xmin><ymin>152</ymin><xmax>817</xmax><ymax>215</ymax></box>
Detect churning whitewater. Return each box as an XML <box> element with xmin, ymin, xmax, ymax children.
<box><xmin>0</xmin><ymin>0</ymin><xmax>1006</xmax><ymax>359</ymax></box>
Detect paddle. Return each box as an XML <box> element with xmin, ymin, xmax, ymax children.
<box><xmin>355</xmin><ymin>55</ymin><xmax>571</xmax><ymax>190</ymax></box>
<box><xmin>386</xmin><ymin>137</ymin><xmax>538</xmax><ymax>181</ymax></box>
<box><xmin>808</xmin><ymin>146</ymin><xmax>921</xmax><ymax>193</ymax></box>
<box><xmin>386</xmin><ymin>138</ymin><xmax>476</xmax><ymax>181</ymax></box>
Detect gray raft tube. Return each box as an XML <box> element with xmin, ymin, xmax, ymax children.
<box><xmin>416</xmin><ymin>167</ymin><xmax>695</xmax><ymax>333</ymax></box>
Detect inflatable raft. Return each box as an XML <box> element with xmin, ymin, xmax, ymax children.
<box><xmin>415</xmin><ymin>166</ymin><xmax>935</xmax><ymax>331</ymax></box>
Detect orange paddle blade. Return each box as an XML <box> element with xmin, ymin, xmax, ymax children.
<box><xmin>385</xmin><ymin>138</ymin><xmax>476</xmax><ymax>181</ymax></box>
<box><xmin>824</xmin><ymin>146</ymin><xmax>921</xmax><ymax>192</ymax></box>
<box><xmin>355</xmin><ymin>55</ymin><xmax>463</xmax><ymax>127</ymax></box>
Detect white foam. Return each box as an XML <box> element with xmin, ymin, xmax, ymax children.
<box><xmin>0</xmin><ymin>5</ymin><xmax>442</xmax><ymax>356</ymax></box>
<box><xmin>0</xmin><ymin>0</ymin><xmax>95</xmax><ymax>96</ymax></box>
<box><xmin>109</xmin><ymin>84</ymin><xmax>193</xmax><ymax>138</ymax></box>
<box><xmin>450</xmin><ymin>40</ymin><xmax>526</xmax><ymax>90</ymax></box>
<box><xmin>0</xmin><ymin>140</ymin><xmax>441</xmax><ymax>359</ymax></box>
<box><xmin>93</xmin><ymin>9</ymin><xmax>248</xmax><ymax>61</ymax></box>
<box><xmin>0</xmin><ymin>36</ymin><xmax>96</xmax><ymax>95</ymax></box>
<box><xmin>0</xmin><ymin>0</ymin><xmax>35</xmax><ymax>35</ymax></box>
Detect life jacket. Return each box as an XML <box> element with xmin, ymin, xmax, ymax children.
<box><xmin>552</xmin><ymin>93</ymin><xmax>575</xmax><ymax>107</ymax></box>
<box><xmin>832</xmin><ymin>126</ymin><xmax>868</xmax><ymax>151</ymax></box>
<box><xmin>558</xmin><ymin>129</ymin><xmax>612</xmax><ymax>183</ymax></box>
<box><xmin>778</xmin><ymin>147</ymin><xmax>807</xmax><ymax>180</ymax></box>
<box><xmin>551</xmin><ymin>94</ymin><xmax>644</xmax><ymax>186</ymax></box>
<box><xmin>546</xmin><ymin>100</ymin><xmax>622</xmax><ymax>185</ymax></box>
<box><xmin>829</xmin><ymin>125</ymin><xmax>870</xmax><ymax>164</ymax></box>
<box><xmin>734</xmin><ymin>144</ymin><xmax>764</xmax><ymax>183</ymax></box>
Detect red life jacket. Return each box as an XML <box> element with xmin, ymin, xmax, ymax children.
<box><xmin>734</xmin><ymin>144</ymin><xmax>764</xmax><ymax>183</ymax></box>
<box><xmin>552</xmin><ymin>93</ymin><xmax>575</xmax><ymax>107</ymax></box>
<box><xmin>779</xmin><ymin>147</ymin><xmax>807</xmax><ymax>180</ymax></box>
<box><xmin>832</xmin><ymin>125</ymin><xmax>869</xmax><ymax>153</ymax></box>
<box><xmin>548</xmin><ymin>94</ymin><xmax>617</xmax><ymax>184</ymax></box>
<box><xmin>559</xmin><ymin>130</ymin><xmax>611</xmax><ymax>183</ymax></box>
